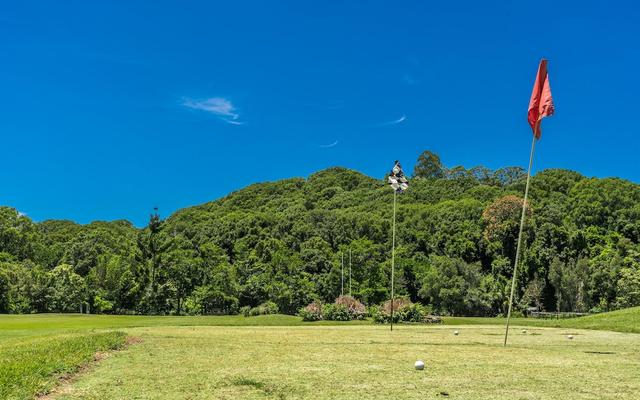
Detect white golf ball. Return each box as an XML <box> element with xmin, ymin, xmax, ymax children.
<box><xmin>567</xmin><ymin>335</ymin><xmax>574</xmax><ymax>340</ymax></box>
<box><xmin>414</xmin><ymin>360</ymin><xmax>425</xmax><ymax>370</ymax></box>
<box><xmin>454</xmin><ymin>330</ymin><xmax>459</xmax><ymax>336</ymax></box>
<box><xmin>521</xmin><ymin>329</ymin><xmax>527</xmax><ymax>334</ymax></box>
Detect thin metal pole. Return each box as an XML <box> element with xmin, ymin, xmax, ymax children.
<box><xmin>504</xmin><ymin>135</ymin><xmax>537</xmax><ymax>346</ymax></box>
<box><xmin>349</xmin><ymin>248</ymin><xmax>352</xmax><ymax>296</ymax></box>
<box><xmin>341</xmin><ymin>252</ymin><xmax>344</xmax><ymax>296</ymax></box>
<box><xmin>391</xmin><ymin>190</ymin><xmax>397</xmax><ymax>331</ymax></box>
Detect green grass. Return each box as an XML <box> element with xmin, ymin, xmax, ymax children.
<box><xmin>0</xmin><ymin>313</ymin><xmax>368</xmax><ymax>338</ymax></box>
<box><xmin>444</xmin><ymin>306</ymin><xmax>640</xmax><ymax>334</ymax></box>
<box><xmin>0</xmin><ymin>313</ymin><xmax>365</xmax><ymax>399</ymax></box>
<box><xmin>2</xmin><ymin>306</ymin><xmax>638</xmax><ymax>337</ymax></box>
<box><xmin>50</xmin><ymin>325</ymin><xmax>640</xmax><ymax>399</ymax></box>
<box><xmin>548</xmin><ymin>306</ymin><xmax>640</xmax><ymax>333</ymax></box>
<box><xmin>0</xmin><ymin>331</ymin><xmax>126</xmax><ymax>400</ymax></box>
<box><xmin>1</xmin><ymin>308</ymin><xmax>639</xmax><ymax>399</ymax></box>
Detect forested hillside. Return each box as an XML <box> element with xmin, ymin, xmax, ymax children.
<box><xmin>1</xmin><ymin>151</ymin><xmax>639</xmax><ymax>316</ymax></box>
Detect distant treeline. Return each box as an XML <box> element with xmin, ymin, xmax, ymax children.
<box><xmin>1</xmin><ymin>151</ymin><xmax>639</xmax><ymax>316</ymax></box>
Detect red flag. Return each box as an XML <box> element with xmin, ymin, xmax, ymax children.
<box><xmin>528</xmin><ymin>59</ymin><xmax>555</xmax><ymax>139</ymax></box>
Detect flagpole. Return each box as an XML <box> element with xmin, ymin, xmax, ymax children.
<box><xmin>349</xmin><ymin>248</ymin><xmax>352</xmax><ymax>296</ymax></box>
<box><xmin>504</xmin><ymin>134</ymin><xmax>537</xmax><ymax>346</ymax></box>
<box><xmin>390</xmin><ymin>190</ymin><xmax>397</xmax><ymax>331</ymax></box>
<box><xmin>341</xmin><ymin>252</ymin><xmax>344</xmax><ymax>296</ymax></box>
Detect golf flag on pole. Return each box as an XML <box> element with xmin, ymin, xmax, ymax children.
<box><xmin>528</xmin><ymin>59</ymin><xmax>555</xmax><ymax>139</ymax></box>
<box><xmin>387</xmin><ymin>160</ymin><xmax>408</xmax><ymax>331</ymax></box>
<box><xmin>388</xmin><ymin>161</ymin><xmax>409</xmax><ymax>193</ymax></box>
<box><xmin>504</xmin><ymin>59</ymin><xmax>556</xmax><ymax>346</ymax></box>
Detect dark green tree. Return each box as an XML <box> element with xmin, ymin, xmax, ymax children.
<box><xmin>413</xmin><ymin>150</ymin><xmax>445</xmax><ymax>179</ymax></box>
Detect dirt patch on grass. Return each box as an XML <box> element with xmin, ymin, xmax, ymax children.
<box><xmin>38</xmin><ymin>335</ymin><xmax>143</xmax><ymax>400</ymax></box>
<box><xmin>125</xmin><ymin>336</ymin><xmax>144</xmax><ymax>346</ymax></box>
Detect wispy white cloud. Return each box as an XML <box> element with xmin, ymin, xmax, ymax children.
<box><xmin>319</xmin><ymin>140</ymin><xmax>339</xmax><ymax>148</ymax></box>
<box><xmin>17</xmin><ymin>211</ymin><xmax>27</xmax><ymax>217</ymax></box>
<box><xmin>182</xmin><ymin>97</ymin><xmax>245</xmax><ymax>125</ymax></box>
<box><xmin>379</xmin><ymin>114</ymin><xmax>406</xmax><ymax>126</ymax></box>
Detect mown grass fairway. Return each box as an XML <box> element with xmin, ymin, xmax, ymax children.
<box><xmin>43</xmin><ymin>327</ymin><xmax>640</xmax><ymax>399</ymax></box>
<box><xmin>2</xmin><ymin>311</ymin><xmax>640</xmax><ymax>399</ymax></box>
<box><xmin>0</xmin><ymin>314</ymin><xmax>364</xmax><ymax>400</ymax></box>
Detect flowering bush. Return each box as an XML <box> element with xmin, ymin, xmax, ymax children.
<box><xmin>299</xmin><ymin>301</ymin><xmax>323</xmax><ymax>321</ymax></box>
<box><xmin>373</xmin><ymin>297</ymin><xmax>435</xmax><ymax>324</ymax></box>
<box><xmin>334</xmin><ymin>295</ymin><xmax>367</xmax><ymax>320</ymax></box>
<box><xmin>323</xmin><ymin>303</ymin><xmax>350</xmax><ymax>321</ymax></box>
<box><xmin>299</xmin><ymin>296</ymin><xmax>367</xmax><ymax>321</ymax></box>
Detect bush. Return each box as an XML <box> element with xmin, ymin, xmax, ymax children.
<box><xmin>367</xmin><ymin>304</ymin><xmax>381</xmax><ymax>321</ymax></box>
<box><xmin>299</xmin><ymin>301</ymin><xmax>323</xmax><ymax>321</ymax></box>
<box><xmin>323</xmin><ymin>303</ymin><xmax>350</xmax><ymax>321</ymax></box>
<box><xmin>373</xmin><ymin>297</ymin><xmax>435</xmax><ymax>324</ymax></box>
<box><xmin>334</xmin><ymin>295</ymin><xmax>367</xmax><ymax>320</ymax></box>
<box><xmin>183</xmin><ymin>297</ymin><xmax>201</xmax><ymax>315</ymax></box>
<box><xmin>245</xmin><ymin>301</ymin><xmax>279</xmax><ymax>317</ymax></box>
<box><xmin>374</xmin><ymin>297</ymin><xmax>413</xmax><ymax>323</ymax></box>
<box><xmin>240</xmin><ymin>305</ymin><xmax>251</xmax><ymax>317</ymax></box>
<box><xmin>185</xmin><ymin>286</ymin><xmax>239</xmax><ymax>315</ymax></box>
<box><xmin>398</xmin><ymin>303</ymin><xmax>431</xmax><ymax>323</ymax></box>
<box><xmin>93</xmin><ymin>295</ymin><xmax>114</xmax><ymax>314</ymax></box>
<box><xmin>300</xmin><ymin>296</ymin><xmax>367</xmax><ymax>321</ymax></box>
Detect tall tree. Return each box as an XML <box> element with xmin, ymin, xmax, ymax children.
<box><xmin>413</xmin><ymin>151</ymin><xmax>444</xmax><ymax>179</ymax></box>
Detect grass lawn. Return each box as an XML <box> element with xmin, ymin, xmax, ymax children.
<box><xmin>50</xmin><ymin>324</ymin><xmax>640</xmax><ymax>400</ymax></box>
<box><xmin>0</xmin><ymin>314</ymin><xmax>366</xmax><ymax>400</ymax></box>
<box><xmin>0</xmin><ymin>331</ymin><xmax>126</xmax><ymax>400</ymax></box>
<box><xmin>444</xmin><ymin>306</ymin><xmax>640</xmax><ymax>334</ymax></box>
<box><xmin>2</xmin><ymin>308</ymin><xmax>639</xmax><ymax>399</ymax></box>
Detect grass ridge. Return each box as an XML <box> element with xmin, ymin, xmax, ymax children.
<box><xmin>0</xmin><ymin>331</ymin><xmax>127</xmax><ymax>400</ymax></box>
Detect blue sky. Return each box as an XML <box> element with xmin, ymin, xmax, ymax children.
<box><xmin>1</xmin><ymin>1</ymin><xmax>639</xmax><ymax>226</ymax></box>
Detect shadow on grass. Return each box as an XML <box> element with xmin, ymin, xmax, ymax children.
<box><xmin>230</xmin><ymin>376</ymin><xmax>289</xmax><ymax>399</ymax></box>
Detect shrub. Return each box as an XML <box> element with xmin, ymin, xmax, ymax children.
<box><xmin>373</xmin><ymin>297</ymin><xmax>435</xmax><ymax>324</ymax></box>
<box><xmin>398</xmin><ymin>303</ymin><xmax>431</xmax><ymax>323</ymax></box>
<box><xmin>300</xmin><ymin>296</ymin><xmax>367</xmax><ymax>321</ymax></box>
<box><xmin>299</xmin><ymin>301</ymin><xmax>323</xmax><ymax>321</ymax></box>
<box><xmin>93</xmin><ymin>295</ymin><xmax>114</xmax><ymax>314</ymax></box>
<box><xmin>240</xmin><ymin>305</ymin><xmax>251</xmax><ymax>317</ymax></box>
<box><xmin>185</xmin><ymin>286</ymin><xmax>239</xmax><ymax>315</ymax></box>
<box><xmin>246</xmin><ymin>301</ymin><xmax>279</xmax><ymax>317</ymax></box>
<box><xmin>323</xmin><ymin>303</ymin><xmax>350</xmax><ymax>321</ymax></box>
<box><xmin>377</xmin><ymin>297</ymin><xmax>413</xmax><ymax>323</ymax></box>
<box><xmin>334</xmin><ymin>295</ymin><xmax>367</xmax><ymax>320</ymax></box>
<box><xmin>183</xmin><ymin>297</ymin><xmax>201</xmax><ymax>315</ymax></box>
<box><xmin>367</xmin><ymin>304</ymin><xmax>381</xmax><ymax>321</ymax></box>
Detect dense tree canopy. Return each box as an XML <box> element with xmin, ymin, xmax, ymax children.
<box><xmin>1</xmin><ymin>152</ymin><xmax>640</xmax><ymax>316</ymax></box>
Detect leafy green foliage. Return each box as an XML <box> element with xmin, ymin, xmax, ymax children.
<box><xmin>243</xmin><ymin>301</ymin><xmax>279</xmax><ymax>317</ymax></box>
<box><xmin>323</xmin><ymin>303</ymin><xmax>351</xmax><ymax>321</ymax></box>
<box><xmin>299</xmin><ymin>301</ymin><xmax>323</xmax><ymax>321</ymax></box>
<box><xmin>413</xmin><ymin>150</ymin><xmax>445</xmax><ymax>179</ymax></box>
<box><xmin>1</xmin><ymin>151</ymin><xmax>640</xmax><ymax>317</ymax></box>
<box><xmin>300</xmin><ymin>296</ymin><xmax>366</xmax><ymax>321</ymax></box>
<box><xmin>372</xmin><ymin>297</ymin><xmax>432</xmax><ymax>323</ymax></box>
<box><xmin>334</xmin><ymin>295</ymin><xmax>366</xmax><ymax>320</ymax></box>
